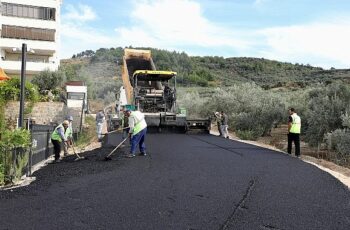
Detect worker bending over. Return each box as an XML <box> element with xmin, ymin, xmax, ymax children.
<box><xmin>214</xmin><ymin>112</ymin><xmax>222</xmax><ymax>136</ymax></box>
<box><xmin>124</xmin><ymin>110</ymin><xmax>147</xmax><ymax>158</ymax></box>
<box><xmin>220</xmin><ymin>111</ymin><xmax>229</xmax><ymax>138</ymax></box>
<box><xmin>96</xmin><ymin>110</ymin><xmax>105</xmax><ymax>142</ymax></box>
<box><xmin>51</xmin><ymin>120</ymin><xmax>70</xmax><ymax>163</ymax></box>
<box><xmin>63</xmin><ymin>115</ymin><xmax>73</xmax><ymax>156</ymax></box>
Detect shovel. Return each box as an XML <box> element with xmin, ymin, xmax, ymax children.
<box><xmin>104</xmin><ymin>137</ymin><xmax>129</xmax><ymax>161</ymax></box>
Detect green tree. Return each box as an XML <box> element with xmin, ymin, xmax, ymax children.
<box><xmin>31</xmin><ymin>69</ymin><xmax>65</xmax><ymax>93</ymax></box>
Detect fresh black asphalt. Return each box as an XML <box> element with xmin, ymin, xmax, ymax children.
<box><xmin>0</xmin><ymin>134</ymin><xmax>349</xmax><ymax>230</ymax></box>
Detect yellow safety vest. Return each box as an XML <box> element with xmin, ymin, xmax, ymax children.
<box><xmin>67</xmin><ymin>126</ymin><xmax>73</xmax><ymax>138</ymax></box>
<box><xmin>130</xmin><ymin>111</ymin><xmax>147</xmax><ymax>135</ymax></box>
<box><xmin>290</xmin><ymin>113</ymin><xmax>301</xmax><ymax>134</ymax></box>
<box><xmin>51</xmin><ymin>124</ymin><xmax>69</xmax><ymax>142</ymax></box>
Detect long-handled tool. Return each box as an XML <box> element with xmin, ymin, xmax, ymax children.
<box><xmin>70</xmin><ymin>140</ymin><xmax>87</xmax><ymax>161</ymax></box>
<box><xmin>101</xmin><ymin>127</ymin><xmax>130</xmax><ymax>136</ymax></box>
<box><xmin>104</xmin><ymin>137</ymin><xmax>129</xmax><ymax>161</ymax></box>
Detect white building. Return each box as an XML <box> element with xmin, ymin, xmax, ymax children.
<box><xmin>0</xmin><ymin>0</ymin><xmax>62</xmax><ymax>77</ymax></box>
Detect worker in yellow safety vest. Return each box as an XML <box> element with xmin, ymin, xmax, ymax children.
<box><xmin>51</xmin><ymin>120</ymin><xmax>70</xmax><ymax>163</ymax></box>
<box><xmin>288</xmin><ymin>108</ymin><xmax>301</xmax><ymax>157</ymax></box>
<box><xmin>124</xmin><ymin>110</ymin><xmax>147</xmax><ymax>158</ymax></box>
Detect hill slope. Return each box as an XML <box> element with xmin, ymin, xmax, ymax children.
<box><xmin>60</xmin><ymin>47</ymin><xmax>350</xmax><ymax>100</ymax></box>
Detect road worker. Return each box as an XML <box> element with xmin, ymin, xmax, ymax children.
<box><xmin>63</xmin><ymin>115</ymin><xmax>74</xmax><ymax>156</ymax></box>
<box><xmin>214</xmin><ymin>112</ymin><xmax>223</xmax><ymax>136</ymax></box>
<box><xmin>51</xmin><ymin>120</ymin><xmax>70</xmax><ymax>163</ymax></box>
<box><xmin>120</xmin><ymin>106</ymin><xmax>130</xmax><ymax>146</ymax></box>
<box><xmin>288</xmin><ymin>108</ymin><xmax>301</xmax><ymax>157</ymax></box>
<box><xmin>96</xmin><ymin>110</ymin><xmax>105</xmax><ymax>142</ymax></box>
<box><xmin>220</xmin><ymin>111</ymin><xmax>229</xmax><ymax>138</ymax></box>
<box><xmin>124</xmin><ymin>110</ymin><xmax>147</xmax><ymax>158</ymax></box>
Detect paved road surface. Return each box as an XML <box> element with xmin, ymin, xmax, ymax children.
<box><xmin>1</xmin><ymin>134</ymin><xmax>349</xmax><ymax>230</ymax></box>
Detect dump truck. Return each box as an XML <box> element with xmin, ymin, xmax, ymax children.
<box><xmin>109</xmin><ymin>48</ymin><xmax>210</xmax><ymax>134</ymax></box>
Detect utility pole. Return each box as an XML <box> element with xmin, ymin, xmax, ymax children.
<box><xmin>18</xmin><ymin>43</ymin><xmax>27</xmax><ymax>128</ymax></box>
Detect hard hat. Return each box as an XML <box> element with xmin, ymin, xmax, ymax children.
<box><xmin>62</xmin><ymin>120</ymin><xmax>69</xmax><ymax>126</ymax></box>
<box><xmin>66</xmin><ymin>115</ymin><xmax>73</xmax><ymax>121</ymax></box>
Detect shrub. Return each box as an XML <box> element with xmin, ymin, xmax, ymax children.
<box><xmin>31</xmin><ymin>69</ymin><xmax>64</xmax><ymax>92</ymax></box>
<box><xmin>177</xmin><ymin>83</ymin><xmax>286</xmax><ymax>140</ymax></box>
<box><xmin>0</xmin><ymin>78</ymin><xmax>39</xmax><ymax>102</ymax></box>
<box><xmin>0</xmin><ymin>129</ymin><xmax>31</xmax><ymax>148</ymax></box>
<box><xmin>325</xmin><ymin>129</ymin><xmax>350</xmax><ymax>155</ymax></box>
<box><xmin>0</xmin><ymin>129</ymin><xmax>31</xmax><ymax>185</ymax></box>
<box><xmin>236</xmin><ymin>129</ymin><xmax>261</xmax><ymax>140</ymax></box>
<box><xmin>75</xmin><ymin>115</ymin><xmax>97</xmax><ymax>147</ymax></box>
<box><xmin>206</xmin><ymin>84</ymin><xmax>285</xmax><ymax>139</ymax></box>
<box><xmin>304</xmin><ymin>83</ymin><xmax>350</xmax><ymax>147</ymax></box>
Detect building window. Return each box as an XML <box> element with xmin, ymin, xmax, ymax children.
<box><xmin>1</xmin><ymin>3</ymin><xmax>56</xmax><ymax>21</ymax></box>
<box><xmin>68</xmin><ymin>93</ymin><xmax>85</xmax><ymax>100</ymax></box>
<box><xmin>1</xmin><ymin>25</ymin><xmax>55</xmax><ymax>42</ymax></box>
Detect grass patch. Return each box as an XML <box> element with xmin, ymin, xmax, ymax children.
<box><xmin>75</xmin><ymin>115</ymin><xmax>97</xmax><ymax>147</ymax></box>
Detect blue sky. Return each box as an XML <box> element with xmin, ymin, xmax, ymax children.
<box><xmin>60</xmin><ymin>0</ymin><xmax>350</xmax><ymax>69</ymax></box>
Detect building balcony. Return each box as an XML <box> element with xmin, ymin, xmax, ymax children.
<box><xmin>0</xmin><ymin>60</ymin><xmax>58</xmax><ymax>75</ymax></box>
<box><xmin>0</xmin><ymin>38</ymin><xmax>57</xmax><ymax>55</ymax></box>
<box><xmin>1</xmin><ymin>15</ymin><xmax>58</xmax><ymax>30</ymax></box>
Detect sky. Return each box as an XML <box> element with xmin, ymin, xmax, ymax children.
<box><xmin>60</xmin><ymin>0</ymin><xmax>350</xmax><ymax>69</ymax></box>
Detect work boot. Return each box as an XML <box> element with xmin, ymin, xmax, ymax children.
<box><xmin>125</xmin><ymin>153</ymin><xmax>135</xmax><ymax>158</ymax></box>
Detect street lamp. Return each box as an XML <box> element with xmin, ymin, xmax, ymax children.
<box><xmin>17</xmin><ymin>43</ymin><xmax>34</xmax><ymax>128</ymax></box>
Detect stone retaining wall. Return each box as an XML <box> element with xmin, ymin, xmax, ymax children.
<box><xmin>4</xmin><ymin>102</ymin><xmax>85</xmax><ymax>126</ymax></box>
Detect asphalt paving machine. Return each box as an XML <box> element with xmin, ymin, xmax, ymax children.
<box><xmin>104</xmin><ymin>49</ymin><xmax>210</xmax><ymax>146</ymax></box>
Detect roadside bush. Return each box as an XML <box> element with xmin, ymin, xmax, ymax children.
<box><xmin>206</xmin><ymin>84</ymin><xmax>285</xmax><ymax>139</ymax></box>
<box><xmin>304</xmin><ymin>83</ymin><xmax>350</xmax><ymax>147</ymax></box>
<box><xmin>325</xmin><ymin>129</ymin><xmax>350</xmax><ymax>156</ymax></box>
<box><xmin>0</xmin><ymin>78</ymin><xmax>39</xmax><ymax>102</ymax></box>
<box><xmin>0</xmin><ymin>129</ymin><xmax>31</xmax><ymax>148</ymax></box>
<box><xmin>31</xmin><ymin>69</ymin><xmax>65</xmax><ymax>93</ymax></box>
<box><xmin>0</xmin><ymin>129</ymin><xmax>31</xmax><ymax>185</ymax></box>
<box><xmin>234</xmin><ymin>112</ymin><xmax>266</xmax><ymax>140</ymax></box>
<box><xmin>177</xmin><ymin>90</ymin><xmax>209</xmax><ymax>119</ymax></box>
<box><xmin>324</xmin><ymin>113</ymin><xmax>350</xmax><ymax>165</ymax></box>
<box><xmin>75</xmin><ymin>115</ymin><xmax>97</xmax><ymax>147</ymax></box>
<box><xmin>236</xmin><ymin>129</ymin><xmax>262</xmax><ymax>141</ymax></box>
<box><xmin>178</xmin><ymin>84</ymin><xmax>286</xmax><ymax>140</ymax></box>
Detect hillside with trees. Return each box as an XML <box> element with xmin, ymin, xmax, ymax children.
<box><xmin>61</xmin><ymin>47</ymin><xmax>350</xmax><ymax>96</ymax></box>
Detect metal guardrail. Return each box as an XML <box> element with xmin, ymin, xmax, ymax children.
<box><xmin>30</xmin><ymin>124</ymin><xmax>56</xmax><ymax>174</ymax></box>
